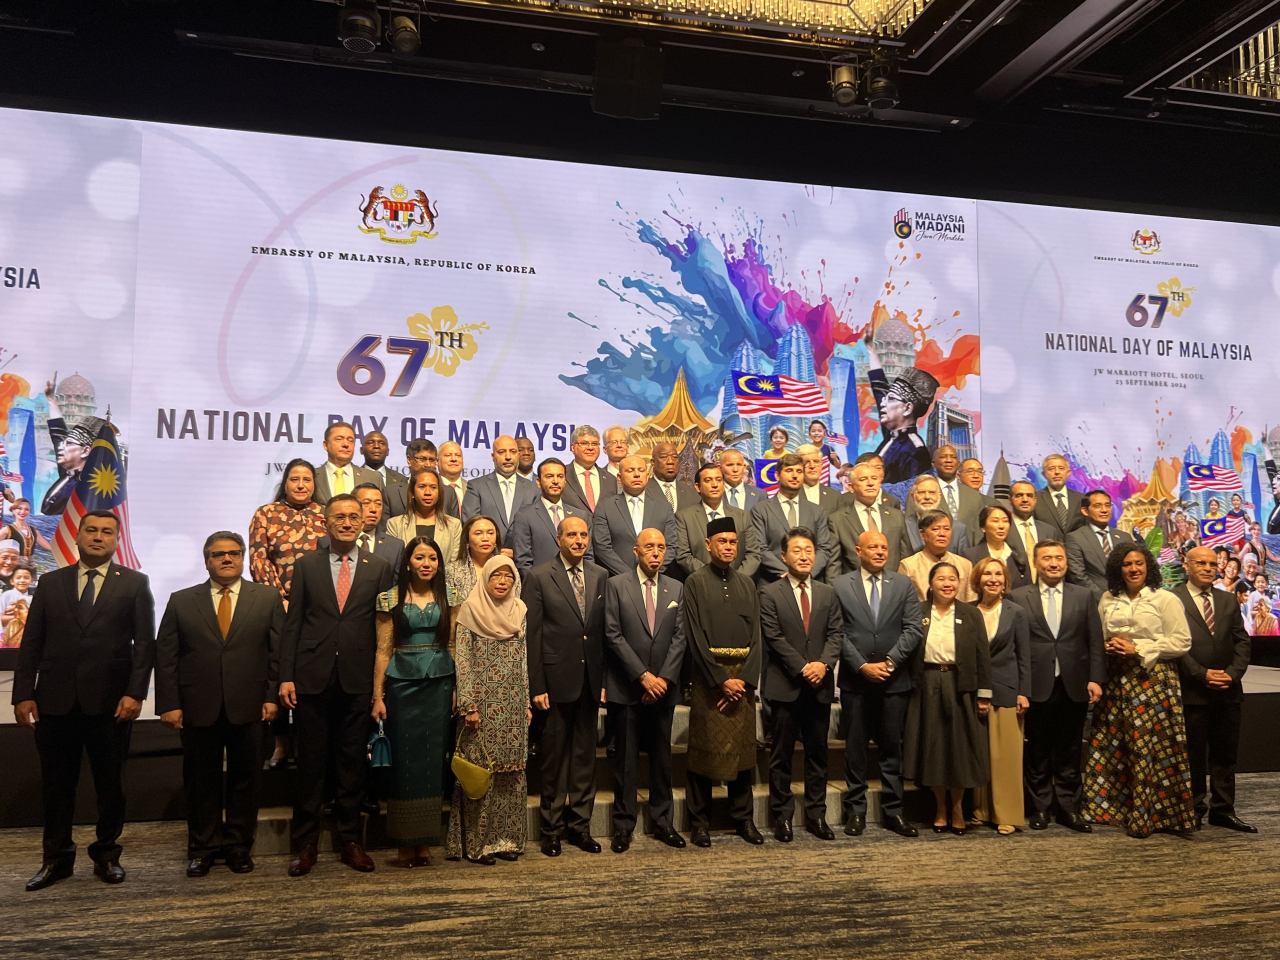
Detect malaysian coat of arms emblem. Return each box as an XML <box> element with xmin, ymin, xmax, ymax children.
<box><xmin>358</xmin><ymin>183</ymin><xmax>439</xmax><ymax>243</ymax></box>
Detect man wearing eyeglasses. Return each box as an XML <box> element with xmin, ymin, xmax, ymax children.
<box><xmin>154</xmin><ymin>532</ymin><xmax>286</xmax><ymax>878</ymax></box>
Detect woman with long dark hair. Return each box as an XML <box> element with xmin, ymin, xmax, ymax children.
<box><xmin>387</xmin><ymin>468</ymin><xmax>462</xmax><ymax>561</ymax></box>
<box><xmin>1082</xmin><ymin>542</ymin><xmax>1195</xmax><ymax>837</ymax></box>
<box><xmin>372</xmin><ymin>537</ymin><xmax>455</xmax><ymax>867</ymax></box>
<box><xmin>446</xmin><ymin>514</ymin><xmax>519</xmax><ymax>608</ymax></box>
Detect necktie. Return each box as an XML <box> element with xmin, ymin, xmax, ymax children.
<box><xmin>570</xmin><ymin>565</ymin><xmax>585</xmax><ymax>620</ymax></box>
<box><xmin>501</xmin><ymin>478</ymin><xmax>514</xmax><ymax>521</ymax></box>
<box><xmin>945</xmin><ymin>484</ymin><xmax>958</xmax><ymax>517</ymax></box>
<box><xmin>1023</xmin><ymin>523</ymin><xmax>1037</xmax><ymax>583</ymax></box>
<box><xmin>1201</xmin><ymin>591</ymin><xmax>1215</xmax><ymax>633</ymax></box>
<box><xmin>869</xmin><ymin>574</ymin><xmax>881</xmax><ymax>622</ymax></box>
<box><xmin>785</xmin><ymin>497</ymin><xmax>797</xmax><ymax>527</ymax></box>
<box><xmin>334</xmin><ymin>467</ymin><xmax>346</xmax><ymax>495</ymax></box>
<box><xmin>80</xmin><ymin>568</ymin><xmax>99</xmax><ymax>619</ymax></box>
<box><xmin>359</xmin><ymin>533</ymin><xmax>372</xmax><ymax>553</ymax></box>
<box><xmin>551</xmin><ymin>503</ymin><xmax>563</xmax><ymax>528</ymax></box>
<box><xmin>864</xmin><ymin>505</ymin><xmax>879</xmax><ymax>534</ymax></box>
<box><xmin>1054</xmin><ymin>492</ymin><xmax>1067</xmax><ymax>529</ymax></box>
<box><xmin>217</xmin><ymin>586</ymin><xmax>232</xmax><ymax>639</ymax></box>
<box><xmin>728</xmin><ymin>486</ymin><xmax>740</xmax><ymax>509</ymax></box>
<box><xmin>630</xmin><ymin>497</ymin><xmax>644</xmax><ymax>532</ymax></box>
<box><xmin>1045</xmin><ymin>586</ymin><xmax>1060</xmax><ymax>638</ymax></box>
<box><xmin>798</xmin><ymin>580</ymin><xmax>811</xmax><ymax>632</ymax></box>
<box><xmin>336</xmin><ymin>554</ymin><xmax>351</xmax><ymax>612</ymax></box>
<box><xmin>1098</xmin><ymin>527</ymin><xmax>1111</xmax><ymax>554</ymax></box>
<box><xmin>582</xmin><ymin>469</ymin><xmax>596</xmax><ymax>511</ymax></box>
<box><xmin>708</xmin><ymin>509</ymin><xmax>718</xmax><ymax>522</ymax></box>
<box><xmin>645</xmin><ymin>577</ymin><xmax>656</xmax><ymax>634</ymax></box>
<box><xmin>662</xmin><ymin>482</ymin><xmax>676</xmax><ymax>512</ymax></box>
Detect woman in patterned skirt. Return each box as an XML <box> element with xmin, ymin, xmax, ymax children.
<box><xmin>1083</xmin><ymin>542</ymin><xmax>1196</xmax><ymax>837</ymax></box>
<box><xmin>447</xmin><ymin>555</ymin><xmax>529</xmax><ymax>865</ymax></box>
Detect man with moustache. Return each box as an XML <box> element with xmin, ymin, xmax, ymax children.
<box><xmin>510</xmin><ymin>457</ymin><xmax>594</xmax><ymax>576</ymax></box>
<box><xmin>360</xmin><ymin>430</ymin><xmax>406</xmax><ymax>519</ymax></box>
<box><xmin>675</xmin><ymin>463</ymin><xmax>759</xmax><ymax>579</ymax></box>
<box><xmin>1008</xmin><ymin>481</ymin><xmax>1057</xmax><ymax>584</ymax></box>
<box><xmin>718</xmin><ymin>448</ymin><xmax>766</xmax><ymax>512</ymax></box>
<box><xmin>1034</xmin><ymin>455</ymin><xmax>1086</xmax><ymax>539</ymax></box>
<box><xmin>462</xmin><ymin>435</ymin><xmax>540</xmax><ymax>541</ymax></box>
<box><xmin>904</xmin><ymin>475</ymin><xmax>971</xmax><ymax>555</ymax></box>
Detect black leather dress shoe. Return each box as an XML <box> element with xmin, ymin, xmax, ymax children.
<box><xmin>565</xmin><ymin>829</ymin><xmax>602</xmax><ymax>853</ymax></box>
<box><xmin>541</xmin><ymin>836</ymin><xmax>562</xmax><ymax>857</ymax></box>
<box><xmin>1058</xmin><ymin>813</ymin><xmax>1092</xmax><ymax>833</ymax></box>
<box><xmin>806</xmin><ymin>819</ymin><xmax>835</xmax><ymax>841</ymax></box>
<box><xmin>186</xmin><ymin>856</ymin><xmax>215</xmax><ymax>877</ymax></box>
<box><xmin>611</xmin><ymin>832</ymin><xmax>632</xmax><ymax>853</ymax></box>
<box><xmin>25</xmin><ymin>863</ymin><xmax>73</xmax><ymax>892</ymax></box>
<box><xmin>475</xmin><ymin>853</ymin><xmax>496</xmax><ymax>866</ymax></box>
<box><xmin>94</xmin><ymin>859</ymin><xmax>126</xmax><ymax>884</ymax></box>
<box><xmin>1028</xmin><ymin>811</ymin><xmax>1049</xmax><ymax>830</ymax></box>
<box><xmin>690</xmin><ymin>826</ymin><xmax>711</xmax><ymax>848</ymax></box>
<box><xmin>736</xmin><ymin>820</ymin><xmax>764</xmax><ymax>845</ymax></box>
<box><xmin>495</xmin><ymin>851</ymin><xmax>520</xmax><ymax>861</ymax></box>
<box><xmin>1208</xmin><ymin>813</ymin><xmax>1258</xmax><ymax>833</ymax></box>
<box><xmin>843</xmin><ymin>814</ymin><xmax>866</xmax><ymax>836</ymax></box>
<box><xmin>226</xmin><ymin>851</ymin><xmax>255</xmax><ymax>874</ymax></box>
<box><xmin>652</xmin><ymin>825</ymin><xmax>687</xmax><ymax>848</ymax></box>
<box><xmin>774</xmin><ymin>819</ymin><xmax>793</xmax><ymax>843</ymax></box>
<box><xmin>882</xmin><ymin>815</ymin><xmax>919</xmax><ymax>838</ymax></box>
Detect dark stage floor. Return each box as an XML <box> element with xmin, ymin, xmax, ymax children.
<box><xmin>1</xmin><ymin>774</ymin><xmax>1278</xmax><ymax>959</ymax></box>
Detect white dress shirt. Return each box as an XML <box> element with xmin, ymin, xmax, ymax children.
<box><xmin>325</xmin><ymin>460</ymin><xmax>353</xmax><ymax>496</ymax></box>
<box><xmin>78</xmin><ymin>559</ymin><xmax>112</xmax><ymax>602</ymax></box>
<box><xmin>542</xmin><ymin>497</ymin><xmax>566</xmax><ymax>529</ymax></box>
<box><xmin>1098</xmin><ymin>586</ymin><xmax>1193</xmax><ymax>669</ymax></box>
<box><xmin>854</xmin><ymin>499</ymin><xmax>881</xmax><ymax>533</ymax></box>
<box><xmin>209</xmin><ymin>577</ymin><xmax>242</xmax><ymax>619</ymax></box>
<box><xmin>723</xmin><ymin>482</ymin><xmax>747</xmax><ymax>510</ymax></box>
<box><xmin>1015</xmin><ymin>517</ymin><xmax>1039</xmax><ymax>547</ymax></box>
<box><xmin>803</xmin><ymin>483</ymin><xmax>822</xmax><ymax>506</ymax></box>
<box><xmin>656</xmin><ymin>478</ymin><xmax>679</xmax><ymax>510</ymax></box>
<box><xmin>575</xmin><ymin>464</ymin><xmax>598</xmax><ymax>505</ymax></box>
<box><xmin>924</xmin><ymin>604</ymin><xmax>957</xmax><ymax>663</ymax></box>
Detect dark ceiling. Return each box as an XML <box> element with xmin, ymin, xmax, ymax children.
<box><xmin>1</xmin><ymin>0</ymin><xmax>1278</xmax><ymax>221</ymax></box>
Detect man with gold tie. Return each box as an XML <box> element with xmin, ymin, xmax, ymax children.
<box><xmin>313</xmin><ymin>422</ymin><xmax>382</xmax><ymax>505</ymax></box>
<box><xmin>155</xmin><ymin>533</ymin><xmax>286</xmax><ymax>877</ymax></box>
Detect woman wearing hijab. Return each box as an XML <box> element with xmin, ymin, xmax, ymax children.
<box><xmin>372</xmin><ymin>537</ymin><xmax>454</xmax><ymax>868</ymax></box>
<box><xmin>446</xmin><ymin>555</ymin><xmax>529</xmax><ymax>865</ymax></box>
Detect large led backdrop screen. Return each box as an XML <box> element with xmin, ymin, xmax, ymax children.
<box><xmin>1</xmin><ymin>105</ymin><xmax>1278</xmax><ymax>642</ymax></box>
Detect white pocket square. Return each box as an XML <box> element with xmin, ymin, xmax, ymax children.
<box><xmin>667</xmin><ymin>601</ymin><xmax>679</xmax><ymax>609</ymax></box>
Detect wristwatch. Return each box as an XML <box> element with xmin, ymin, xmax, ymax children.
<box><xmin>884</xmin><ymin>657</ymin><xmax>896</xmax><ymax>674</ymax></box>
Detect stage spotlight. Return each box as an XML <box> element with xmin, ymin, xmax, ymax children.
<box><xmin>863</xmin><ymin>56</ymin><xmax>900</xmax><ymax>110</ymax></box>
<box><xmin>338</xmin><ymin>0</ymin><xmax>381</xmax><ymax>53</ymax></box>
<box><xmin>387</xmin><ymin>1</ymin><xmax>422</xmax><ymax>55</ymax></box>
<box><xmin>831</xmin><ymin>64</ymin><xmax>858</xmax><ymax>107</ymax></box>
<box><xmin>1148</xmin><ymin>88</ymin><xmax>1168</xmax><ymax>119</ymax></box>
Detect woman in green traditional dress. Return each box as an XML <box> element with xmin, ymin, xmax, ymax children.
<box><xmin>372</xmin><ymin>537</ymin><xmax>455</xmax><ymax>867</ymax></box>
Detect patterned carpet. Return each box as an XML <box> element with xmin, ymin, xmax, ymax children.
<box><xmin>2</xmin><ymin>774</ymin><xmax>1279</xmax><ymax>959</ymax></box>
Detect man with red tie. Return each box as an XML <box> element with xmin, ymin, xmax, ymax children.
<box><xmin>562</xmin><ymin>425</ymin><xmax>611</xmax><ymax>513</ymax></box>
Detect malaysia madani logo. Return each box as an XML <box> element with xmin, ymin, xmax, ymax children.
<box><xmin>1131</xmin><ymin>228</ymin><xmax>1161</xmax><ymax>255</ymax></box>
<box><xmin>893</xmin><ymin>207</ymin><xmax>912</xmax><ymax>239</ymax></box>
<box><xmin>359</xmin><ymin>183</ymin><xmax>439</xmax><ymax>244</ymax></box>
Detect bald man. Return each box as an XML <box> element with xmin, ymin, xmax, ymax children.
<box><xmin>593</xmin><ymin>455</ymin><xmax>678</xmax><ymax>577</ymax></box>
<box><xmin>461</xmin><ymin>435</ymin><xmax>540</xmax><ymax>540</ymax></box>
<box><xmin>718</xmin><ymin>449</ymin><xmax>766</xmax><ymax>512</ymax></box>
<box><xmin>437</xmin><ymin>441</ymin><xmax>469</xmax><ymax>507</ymax></box>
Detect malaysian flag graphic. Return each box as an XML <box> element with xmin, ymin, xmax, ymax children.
<box><xmin>1185</xmin><ymin>464</ymin><xmax>1242</xmax><ymax>492</ymax></box>
<box><xmin>1199</xmin><ymin>515</ymin><xmax>1247</xmax><ymax>549</ymax></box>
<box><xmin>733</xmin><ymin>372</ymin><xmax>829</xmax><ymax>417</ymax></box>
<box><xmin>52</xmin><ymin>422</ymin><xmax>141</xmax><ymax>569</ymax></box>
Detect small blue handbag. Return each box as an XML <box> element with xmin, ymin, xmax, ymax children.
<box><xmin>367</xmin><ymin>721</ymin><xmax>392</xmax><ymax>768</ymax></box>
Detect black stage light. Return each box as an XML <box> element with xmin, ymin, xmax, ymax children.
<box><xmin>832</xmin><ymin>64</ymin><xmax>858</xmax><ymax>107</ymax></box>
<box><xmin>863</xmin><ymin>56</ymin><xmax>900</xmax><ymax>110</ymax></box>
<box><xmin>339</xmin><ymin>0</ymin><xmax>381</xmax><ymax>53</ymax></box>
<box><xmin>388</xmin><ymin>0</ymin><xmax>422</xmax><ymax>55</ymax></box>
<box><xmin>1148</xmin><ymin>88</ymin><xmax>1168</xmax><ymax>119</ymax></box>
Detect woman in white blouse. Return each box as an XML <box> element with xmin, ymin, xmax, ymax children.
<box><xmin>903</xmin><ymin>562</ymin><xmax>992</xmax><ymax>835</ymax></box>
<box><xmin>1082</xmin><ymin>542</ymin><xmax>1197</xmax><ymax>838</ymax></box>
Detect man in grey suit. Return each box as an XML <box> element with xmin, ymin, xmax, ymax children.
<box><xmin>904</xmin><ymin>475</ymin><xmax>971</xmax><ymax>554</ymax></box>
<box><xmin>838</xmin><ymin>453</ymin><xmax>902</xmax><ymax>512</ymax></box>
<box><xmin>1008</xmin><ymin>481</ymin><xmax>1057</xmax><ymax>582</ymax></box>
<box><xmin>929</xmin><ymin>444</ymin><xmax>987</xmax><ymax>536</ymax></box>
<box><xmin>312</xmin><ymin>422</ymin><xmax>383</xmax><ymax>505</ymax></box>
<box><xmin>320</xmin><ymin>483</ymin><xmax>403</xmax><ymax>571</ymax></box>
<box><xmin>562</xmin><ymin>425</ymin><xmax>614</xmax><ymax>514</ymax></box>
<box><xmin>832</xmin><ymin>530</ymin><xmax>921</xmax><ymax>837</ymax></box>
<box><xmin>752</xmin><ymin>453</ymin><xmax>832</xmax><ymax>583</ymax></box>
<box><xmin>649</xmin><ymin>441</ymin><xmax>700</xmax><ymax>514</ymax></box>
<box><xmin>675</xmin><ymin>463</ymin><xmax>759</xmax><ymax>579</ymax></box>
<box><xmin>1065</xmin><ymin>489</ymin><xmax>1134</xmax><ymax>603</ymax></box>
<box><xmin>798</xmin><ymin>444</ymin><xmax>843</xmax><ymax>518</ymax></box>
<box><xmin>1033</xmin><ymin>454</ymin><xmax>1086</xmax><ymax>539</ymax></box>
<box><xmin>603</xmin><ymin>527</ymin><xmax>687</xmax><ymax>852</ymax></box>
<box><xmin>719</xmin><ymin>448</ymin><xmax>765</xmax><ymax>512</ymax></box>
<box><xmin>829</xmin><ymin>462</ymin><xmax>912</xmax><ymax>577</ymax></box>
<box><xmin>760</xmin><ymin>527</ymin><xmax>843</xmax><ymax>842</ymax></box>
<box><xmin>461</xmin><ymin>435</ymin><xmax>540</xmax><ymax>540</ymax></box>
<box><xmin>155</xmin><ymin>532</ymin><xmax>285</xmax><ymax>877</ymax></box>
<box><xmin>360</xmin><ymin>430</ymin><xmax>407</xmax><ymax>519</ymax></box>
<box><xmin>510</xmin><ymin>458</ymin><xmax>594</xmax><ymax>576</ymax></box>
<box><xmin>593</xmin><ymin>455</ymin><xmax>677</xmax><ymax>577</ymax></box>
<box><xmin>1008</xmin><ymin>540</ymin><xmax>1104</xmax><ymax>833</ymax></box>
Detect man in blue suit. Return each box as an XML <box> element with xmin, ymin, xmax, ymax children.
<box><xmin>832</xmin><ymin>529</ymin><xmax>922</xmax><ymax>838</ymax></box>
<box><xmin>461</xmin><ymin>435</ymin><xmax>540</xmax><ymax>541</ymax></box>
<box><xmin>510</xmin><ymin>458</ymin><xmax>594</xmax><ymax>576</ymax></box>
<box><xmin>592</xmin><ymin>456</ymin><xmax>677</xmax><ymax>577</ymax></box>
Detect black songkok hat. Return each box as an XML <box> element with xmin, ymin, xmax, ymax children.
<box><xmin>707</xmin><ymin>516</ymin><xmax>737</xmax><ymax>538</ymax></box>
<box><xmin>886</xmin><ymin>367</ymin><xmax>940</xmax><ymax>418</ymax></box>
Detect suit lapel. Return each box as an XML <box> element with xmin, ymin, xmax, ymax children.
<box><xmin>83</xmin><ymin>563</ymin><xmax>121</xmax><ymax>628</ymax></box>
<box><xmin>196</xmin><ymin>580</ymin><xmax>223</xmax><ymax>640</ymax></box>
<box><xmin>224</xmin><ymin>580</ymin><xmax>256</xmax><ymax>643</ymax></box>
<box><xmin>626</xmin><ymin>574</ymin><xmax>651</xmax><ymax>636</ymax></box>
<box><xmin>551</xmin><ymin>563</ymin><xmax>583</xmax><ymax>624</ymax></box>
<box><xmin>67</xmin><ymin>566</ymin><xmax>87</xmax><ymax>627</ymax></box>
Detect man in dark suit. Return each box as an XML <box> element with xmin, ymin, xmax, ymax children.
<box><xmin>649</xmin><ymin>441</ymin><xmax>700</xmax><ymax>514</ymax></box>
<box><xmin>278</xmin><ymin>493</ymin><xmax>395</xmax><ymax>876</ymax></box>
<box><xmin>516</xmin><ymin>437</ymin><xmax>537</xmax><ymax>479</ymax></box>
<box><xmin>832</xmin><ymin>530</ymin><xmax>921</xmax><ymax>838</ymax></box>
<box><xmin>13</xmin><ymin>510</ymin><xmax>155</xmax><ymax>891</ymax></box>
<box><xmin>1066</xmin><ymin>489</ymin><xmax>1135</xmax><ymax>603</ymax></box>
<box><xmin>603</xmin><ymin>527</ymin><xmax>687</xmax><ymax>852</ymax></box>
<box><xmin>675</xmin><ymin>463</ymin><xmax>759</xmax><ymax>579</ymax></box>
<box><xmin>337</xmin><ymin>482</ymin><xmax>403</xmax><ymax>569</ymax></box>
<box><xmin>760</xmin><ymin>527</ymin><xmax>843</xmax><ymax>842</ymax></box>
<box><xmin>1033</xmin><ymin>454</ymin><xmax>1086</xmax><ymax>539</ymax></box>
<box><xmin>312</xmin><ymin>422</ymin><xmax>383</xmax><ymax>505</ymax></box>
<box><xmin>1008</xmin><ymin>540</ymin><xmax>1104</xmax><ymax>832</ymax></box>
<box><xmin>751</xmin><ymin>453</ymin><xmax>831</xmax><ymax>583</ymax></box>
<box><xmin>524</xmin><ymin>515</ymin><xmax>608</xmax><ymax>855</ymax></box>
<box><xmin>155</xmin><ymin>532</ymin><xmax>285</xmax><ymax>876</ymax></box>
<box><xmin>1175</xmin><ymin>547</ymin><xmax>1256</xmax><ymax>832</ymax></box>
<box><xmin>561</xmin><ymin>425</ymin><xmax>613</xmax><ymax>513</ymax></box>
<box><xmin>462</xmin><ymin>435</ymin><xmax>540</xmax><ymax>540</ymax></box>
<box><xmin>395</xmin><ymin>440</ymin><xmax>460</xmax><ymax>519</ymax></box>
<box><xmin>719</xmin><ymin>448</ymin><xmax>766</xmax><ymax>513</ymax></box>
<box><xmin>1008</xmin><ymin>481</ymin><xmax>1057</xmax><ymax>583</ymax></box>
<box><xmin>510</xmin><ymin>457</ymin><xmax>594</xmax><ymax>576</ymax></box>
<box><xmin>830</xmin><ymin>462</ymin><xmax>912</xmax><ymax>577</ymax></box>
<box><xmin>798</xmin><ymin>444</ymin><xmax>843</xmax><ymax>518</ymax></box>
<box><xmin>904</xmin><ymin>475</ymin><xmax>971</xmax><ymax>554</ymax></box>
<box><xmin>928</xmin><ymin>444</ymin><xmax>987</xmax><ymax>536</ymax></box>
<box><xmin>593</xmin><ymin>455</ymin><xmax>678</xmax><ymax>577</ymax></box>
<box><xmin>360</xmin><ymin>430</ymin><xmax>407</xmax><ymax>519</ymax></box>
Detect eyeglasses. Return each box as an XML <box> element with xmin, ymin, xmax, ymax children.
<box><xmin>209</xmin><ymin>550</ymin><xmax>244</xmax><ymax>560</ymax></box>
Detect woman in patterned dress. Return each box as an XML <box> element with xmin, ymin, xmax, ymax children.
<box><xmin>445</xmin><ymin>515</ymin><xmax>520</xmax><ymax>609</ymax></box>
<box><xmin>1083</xmin><ymin>542</ymin><xmax>1196</xmax><ymax>837</ymax></box>
<box><xmin>247</xmin><ymin>458</ymin><xmax>327</xmax><ymax>766</ymax></box>
<box><xmin>446</xmin><ymin>555</ymin><xmax>529</xmax><ymax>865</ymax></box>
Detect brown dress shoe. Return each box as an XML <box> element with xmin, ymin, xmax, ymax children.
<box><xmin>288</xmin><ymin>844</ymin><xmax>318</xmax><ymax>877</ymax></box>
<box><xmin>341</xmin><ymin>842</ymin><xmax>376</xmax><ymax>873</ymax></box>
